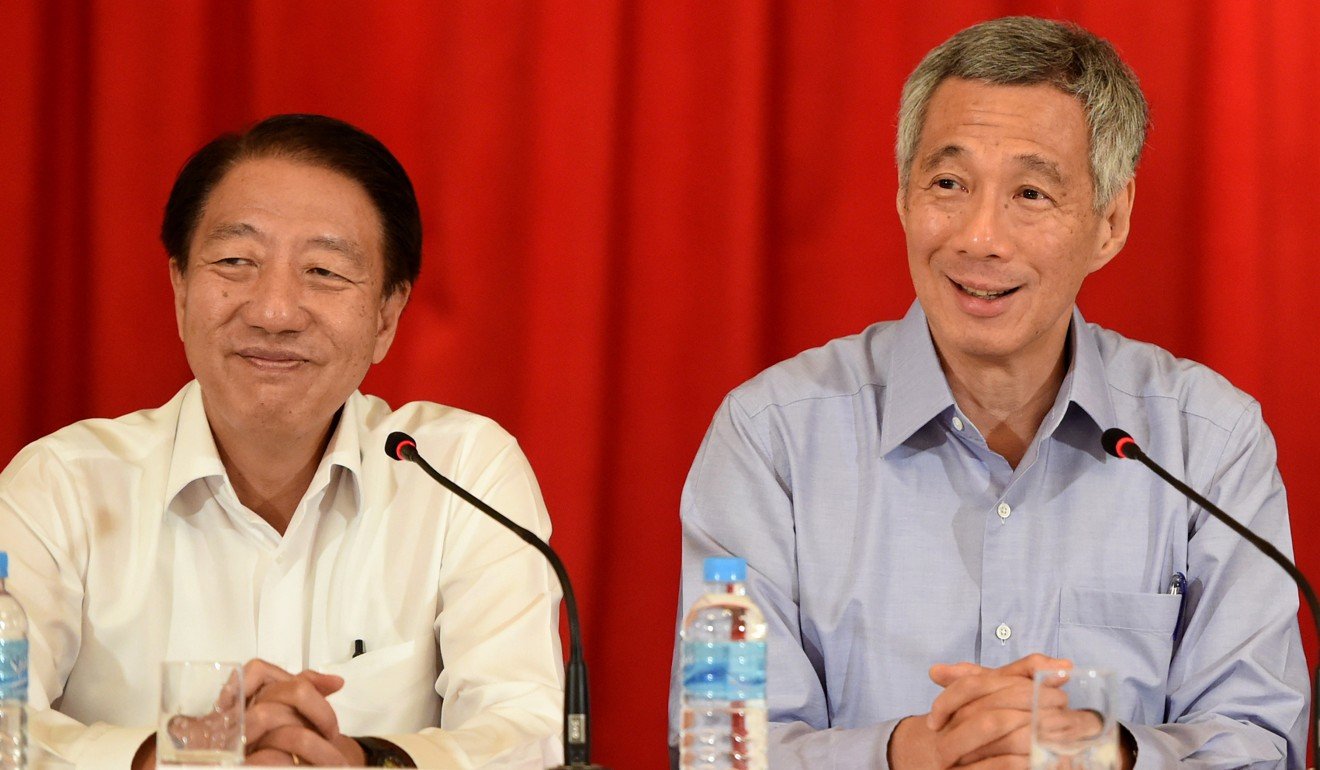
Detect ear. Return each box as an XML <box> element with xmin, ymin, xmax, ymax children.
<box><xmin>169</xmin><ymin>260</ymin><xmax>188</xmax><ymax>340</ymax></box>
<box><xmin>895</xmin><ymin>185</ymin><xmax>909</xmax><ymax>230</ymax></box>
<box><xmin>1088</xmin><ymin>178</ymin><xmax>1136</xmax><ymax>274</ymax></box>
<box><xmin>371</xmin><ymin>284</ymin><xmax>412</xmax><ymax>364</ymax></box>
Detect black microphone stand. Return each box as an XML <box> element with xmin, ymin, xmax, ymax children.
<box><xmin>387</xmin><ymin>432</ymin><xmax>609</xmax><ymax>770</ymax></box>
<box><xmin>1102</xmin><ymin>429</ymin><xmax>1319</xmax><ymax>766</ymax></box>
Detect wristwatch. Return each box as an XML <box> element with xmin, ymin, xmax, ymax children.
<box><xmin>355</xmin><ymin>736</ymin><xmax>416</xmax><ymax>768</ymax></box>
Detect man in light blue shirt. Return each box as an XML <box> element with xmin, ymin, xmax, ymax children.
<box><xmin>670</xmin><ymin>17</ymin><xmax>1309</xmax><ymax>769</ymax></box>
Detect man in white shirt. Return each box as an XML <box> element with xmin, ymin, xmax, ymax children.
<box><xmin>0</xmin><ymin>114</ymin><xmax>563</xmax><ymax>768</ymax></box>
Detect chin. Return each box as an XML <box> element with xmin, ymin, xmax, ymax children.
<box><xmin>940</xmin><ymin>332</ymin><xmax>1027</xmax><ymax>363</ymax></box>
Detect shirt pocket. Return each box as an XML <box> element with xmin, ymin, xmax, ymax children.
<box><xmin>1057</xmin><ymin>585</ymin><xmax>1181</xmax><ymax>725</ymax></box>
<box><xmin>322</xmin><ymin>635</ymin><xmax>441</xmax><ymax>735</ymax></box>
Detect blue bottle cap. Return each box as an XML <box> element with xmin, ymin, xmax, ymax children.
<box><xmin>704</xmin><ymin>556</ymin><xmax>746</xmax><ymax>582</ymax></box>
<box><xmin>0</xmin><ymin>552</ymin><xmax>7</xmax><ymax>579</ymax></box>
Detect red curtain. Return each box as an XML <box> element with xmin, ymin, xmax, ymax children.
<box><xmin>2</xmin><ymin>2</ymin><xmax>1317</xmax><ymax>766</ymax></box>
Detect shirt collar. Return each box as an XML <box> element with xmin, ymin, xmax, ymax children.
<box><xmin>878</xmin><ymin>302</ymin><xmax>959</xmax><ymax>456</ymax></box>
<box><xmin>164</xmin><ymin>381</ymin><xmax>367</xmax><ymax>512</ymax></box>
<box><xmin>165</xmin><ymin>381</ymin><xmax>227</xmax><ymax>503</ymax></box>
<box><xmin>1060</xmin><ymin>306</ymin><xmax>1117</xmax><ymax>434</ymax></box>
<box><xmin>878</xmin><ymin>302</ymin><xmax>1117</xmax><ymax>456</ymax></box>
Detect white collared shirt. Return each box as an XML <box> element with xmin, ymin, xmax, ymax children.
<box><xmin>0</xmin><ymin>381</ymin><xmax>563</xmax><ymax>769</ymax></box>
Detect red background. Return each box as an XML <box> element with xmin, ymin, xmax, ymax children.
<box><xmin>1</xmin><ymin>2</ymin><xmax>1316</xmax><ymax>766</ymax></box>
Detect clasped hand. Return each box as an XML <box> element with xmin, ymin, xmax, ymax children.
<box><xmin>890</xmin><ymin>653</ymin><xmax>1072</xmax><ymax>770</ymax></box>
<box><xmin>242</xmin><ymin>658</ymin><xmax>366</xmax><ymax>767</ymax></box>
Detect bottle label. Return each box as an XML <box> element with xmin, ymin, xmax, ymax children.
<box><xmin>0</xmin><ymin>639</ymin><xmax>28</xmax><ymax>702</ymax></box>
<box><xmin>681</xmin><ymin>640</ymin><xmax>766</xmax><ymax>701</ymax></box>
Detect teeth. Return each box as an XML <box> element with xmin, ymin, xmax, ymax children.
<box><xmin>960</xmin><ymin>283</ymin><xmax>1010</xmax><ymax>299</ymax></box>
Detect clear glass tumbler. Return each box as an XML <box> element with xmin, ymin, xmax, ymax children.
<box><xmin>157</xmin><ymin>661</ymin><xmax>244</xmax><ymax>766</ymax></box>
<box><xmin>1030</xmin><ymin>667</ymin><xmax>1118</xmax><ymax>770</ymax></box>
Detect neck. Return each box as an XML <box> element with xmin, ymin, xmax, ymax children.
<box><xmin>206</xmin><ymin>410</ymin><xmax>340</xmax><ymax>534</ymax></box>
<box><xmin>938</xmin><ymin>333</ymin><xmax>1071</xmax><ymax>469</ymax></box>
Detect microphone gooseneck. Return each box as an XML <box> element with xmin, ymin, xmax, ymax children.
<box><xmin>385</xmin><ymin>431</ymin><xmax>606</xmax><ymax>770</ymax></box>
<box><xmin>1103</xmin><ymin>427</ymin><xmax>1319</xmax><ymax>764</ymax></box>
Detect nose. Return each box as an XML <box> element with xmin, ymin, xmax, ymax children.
<box><xmin>241</xmin><ymin>264</ymin><xmax>310</xmax><ymax>333</ymax></box>
<box><xmin>949</xmin><ymin>190</ymin><xmax>1008</xmax><ymax>259</ymax></box>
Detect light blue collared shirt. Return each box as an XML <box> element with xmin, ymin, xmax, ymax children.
<box><xmin>671</xmin><ymin>302</ymin><xmax>1308</xmax><ymax>769</ymax></box>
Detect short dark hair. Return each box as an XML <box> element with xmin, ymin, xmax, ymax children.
<box><xmin>161</xmin><ymin>114</ymin><xmax>421</xmax><ymax>295</ymax></box>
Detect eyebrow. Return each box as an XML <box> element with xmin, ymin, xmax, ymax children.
<box><xmin>918</xmin><ymin>144</ymin><xmax>964</xmax><ymax>174</ymax></box>
<box><xmin>1014</xmin><ymin>153</ymin><xmax>1065</xmax><ymax>186</ymax></box>
<box><xmin>918</xmin><ymin>146</ymin><xmax>1067</xmax><ymax>187</ymax></box>
<box><xmin>201</xmin><ymin>221</ymin><xmax>265</xmax><ymax>245</ymax></box>
<box><xmin>199</xmin><ymin>222</ymin><xmax>365</xmax><ymax>266</ymax></box>
<box><xmin>305</xmin><ymin>234</ymin><xmax>366</xmax><ymax>266</ymax></box>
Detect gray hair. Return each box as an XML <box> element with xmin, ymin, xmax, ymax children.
<box><xmin>896</xmin><ymin>16</ymin><xmax>1148</xmax><ymax>209</ymax></box>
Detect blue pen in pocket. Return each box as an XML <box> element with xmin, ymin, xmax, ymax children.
<box><xmin>1168</xmin><ymin>571</ymin><xmax>1188</xmax><ymax>641</ymax></box>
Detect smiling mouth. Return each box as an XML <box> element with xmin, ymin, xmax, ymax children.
<box><xmin>951</xmin><ymin>279</ymin><xmax>1020</xmax><ymax>300</ymax></box>
<box><xmin>235</xmin><ymin>348</ymin><xmax>309</xmax><ymax>369</ymax></box>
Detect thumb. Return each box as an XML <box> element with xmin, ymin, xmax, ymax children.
<box><xmin>929</xmin><ymin>661</ymin><xmax>985</xmax><ymax>687</ymax></box>
<box><xmin>996</xmin><ymin>653</ymin><xmax>1071</xmax><ymax>679</ymax></box>
<box><xmin>300</xmin><ymin>669</ymin><xmax>346</xmax><ymax>696</ymax></box>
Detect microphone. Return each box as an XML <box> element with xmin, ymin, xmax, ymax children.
<box><xmin>385</xmin><ymin>431</ymin><xmax>607</xmax><ymax>770</ymax></box>
<box><xmin>1101</xmin><ymin>427</ymin><xmax>1319</xmax><ymax>763</ymax></box>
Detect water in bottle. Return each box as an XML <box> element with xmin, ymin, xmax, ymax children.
<box><xmin>680</xmin><ymin>556</ymin><xmax>767</xmax><ymax>770</ymax></box>
<box><xmin>0</xmin><ymin>552</ymin><xmax>28</xmax><ymax>770</ymax></box>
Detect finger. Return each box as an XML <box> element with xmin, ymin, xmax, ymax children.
<box><xmin>245</xmin><ymin>701</ymin><xmax>319</xmax><ymax>747</ymax></box>
<box><xmin>243</xmin><ymin>659</ymin><xmax>297</xmax><ymax>703</ymax></box>
<box><xmin>299</xmin><ymin>669</ymin><xmax>345</xmax><ymax>697</ymax></box>
<box><xmin>952</xmin><ymin>756</ymin><xmax>1029</xmax><ymax>770</ymax></box>
<box><xmin>936</xmin><ymin>707</ymin><xmax>1031</xmax><ymax>766</ymax></box>
<box><xmin>1034</xmin><ymin>707</ymin><xmax>1105</xmax><ymax>745</ymax></box>
<box><xmin>216</xmin><ymin>669</ymin><xmax>243</xmax><ymax>710</ymax></box>
<box><xmin>994</xmin><ymin>653</ymin><xmax>1070</xmax><ymax>678</ymax></box>
<box><xmin>954</xmin><ymin>723</ymin><xmax>1031</xmax><ymax>765</ymax></box>
<box><xmin>943</xmin><ymin>678</ymin><xmax>1067</xmax><ymax>722</ymax></box>
<box><xmin>248</xmin><ymin>725</ymin><xmax>350</xmax><ymax>767</ymax></box>
<box><xmin>250</xmin><ymin>677</ymin><xmax>342</xmax><ymax>740</ymax></box>
<box><xmin>930</xmin><ymin>661</ymin><xmax>987</xmax><ymax>687</ymax></box>
<box><xmin>245</xmin><ymin>748</ymin><xmax>296</xmax><ymax>766</ymax></box>
<box><xmin>939</xmin><ymin>683</ymin><xmax>1067</xmax><ymax>766</ymax></box>
<box><xmin>929</xmin><ymin>653</ymin><xmax>1073</xmax><ymax>731</ymax></box>
<box><xmin>928</xmin><ymin>672</ymin><xmax>1030</xmax><ymax>731</ymax></box>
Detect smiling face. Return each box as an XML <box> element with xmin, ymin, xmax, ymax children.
<box><xmin>170</xmin><ymin>156</ymin><xmax>409</xmax><ymax>445</ymax></box>
<box><xmin>898</xmin><ymin>77</ymin><xmax>1134</xmax><ymax>376</ymax></box>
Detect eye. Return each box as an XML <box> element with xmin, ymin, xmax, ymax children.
<box><xmin>935</xmin><ymin>178</ymin><xmax>962</xmax><ymax>191</ymax></box>
<box><xmin>308</xmin><ymin>267</ymin><xmax>347</xmax><ymax>281</ymax></box>
<box><xmin>212</xmin><ymin>256</ymin><xmax>253</xmax><ymax>268</ymax></box>
<box><xmin>1019</xmin><ymin>187</ymin><xmax>1052</xmax><ymax>203</ymax></box>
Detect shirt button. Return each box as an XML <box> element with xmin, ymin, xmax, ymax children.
<box><xmin>952</xmin><ymin>416</ymin><xmax>965</xmax><ymax>431</ymax></box>
<box><xmin>997</xmin><ymin>502</ymin><xmax>1012</xmax><ymax>519</ymax></box>
<box><xmin>995</xmin><ymin>623</ymin><xmax>1012</xmax><ymax>641</ymax></box>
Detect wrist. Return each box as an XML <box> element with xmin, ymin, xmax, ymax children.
<box><xmin>132</xmin><ymin>734</ymin><xmax>156</xmax><ymax>770</ymax></box>
<box><xmin>888</xmin><ymin>715</ymin><xmax>938</xmax><ymax>770</ymax></box>
<box><xmin>1119</xmin><ymin>724</ymin><xmax>1138</xmax><ymax>770</ymax></box>
<box><xmin>354</xmin><ymin>736</ymin><xmax>416</xmax><ymax>767</ymax></box>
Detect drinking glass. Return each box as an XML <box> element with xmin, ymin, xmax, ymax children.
<box><xmin>1030</xmin><ymin>667</ymin><xmax>1118</xmax><ymax>770</ymax></box>
<box><xmin>157</xmin><ymin>661</ymin><xmax>244</xmax><ymax>766</ymax></box>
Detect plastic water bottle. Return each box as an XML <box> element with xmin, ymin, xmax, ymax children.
<box><xmin>0</xmin><ymin>552</ymin><xmax>28</xmax><ymax>770</ymax></box>
<box><xmin>680</xmin><ymin>556</ymin><xmax>767</xmax><ymax>770</ymax></box>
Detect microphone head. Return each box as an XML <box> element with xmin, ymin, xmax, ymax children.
<box><xmin>385</xmin><ymin>431</ymin><xmax>418</xmax><ymax>461</ymax></box>
<box><xmin>1101</xmin><ymin>428</ymin><xmax>1137</xmax><ymax>459</ymax></box>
